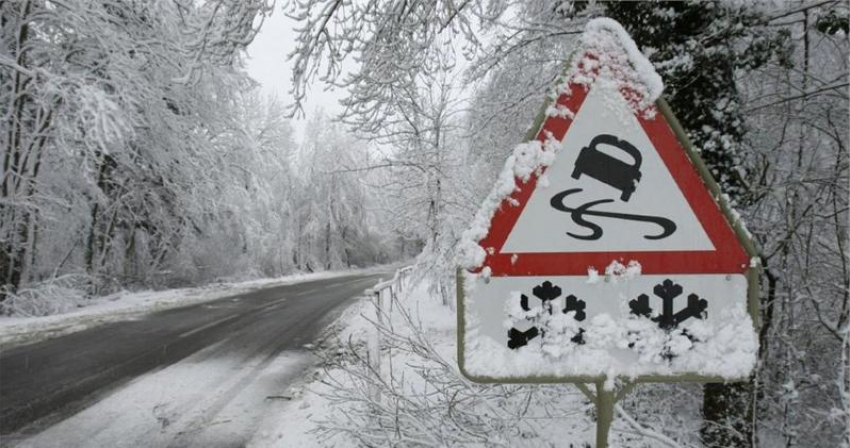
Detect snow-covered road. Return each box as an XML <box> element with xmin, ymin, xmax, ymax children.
<box><xmin>0</xmin><ymin>272</ymin><xmax>388</xmax><ymax>447</ymax></box>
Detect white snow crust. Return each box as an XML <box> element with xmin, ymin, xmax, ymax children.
<box><xmin>567</xmin><ymin>18</ymin><xmax>664</xmax><ymax>112</ymax></box>
<box><xmin>605</xmin><ymin>260</ymin><xmax>642</xmax><ymax>281</ymax></box>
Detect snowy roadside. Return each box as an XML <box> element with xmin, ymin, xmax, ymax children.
<box><xmin>247</xmin><ymin>275</ymin><xmax>701</xmax><ymax>448</ymax></box>
<box><xmin>248</xmin><ymin>278</ymin><xmax>596</xmax><ymax>448</ymax></box>
<box><xmin>247</xmin><ymin>292</ymin><xmax>377</xmax><ymax>448</ymax></box>
<box><xmin>0</xmin><ymin>267</ymin><xmax>390</xmax><ymax>349</ymax></box>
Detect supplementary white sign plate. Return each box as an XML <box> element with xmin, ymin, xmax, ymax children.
<box><xmin>460</xmin><ymin>273</ymin><xmax>755</xmax><ymax>380</ymax></box>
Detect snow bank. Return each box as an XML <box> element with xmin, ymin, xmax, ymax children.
<box><xmin>250</xmin><ymin>280</ymin><xmax>460</xmax><ymax>447</ymax></box>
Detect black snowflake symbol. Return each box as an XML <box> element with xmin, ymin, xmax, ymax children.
<box><xmin>628</xmin><ymin>279</ymin><xmax>707</xmax><ymax>330</ymax></box>
<box><xmin>507</xmin><ymin>281</ymin><xmax>587</xmax><ymax>350</ymax></box>
<box><xmin>628</xmin><ymin>279</ymin><xmax>708</xmax><ymax>361</ymax></box>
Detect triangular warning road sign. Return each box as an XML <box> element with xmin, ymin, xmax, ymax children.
<box><xmin>474</xmin><ymin>62</ymin><xmax>749</xmax><ymax>277</ymax></box>
<box><xmin>457</xmin><ymin>17</ymin><xmax>758</xmax><ymax>386</ymax></box>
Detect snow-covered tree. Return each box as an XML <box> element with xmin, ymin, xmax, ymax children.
<box><xmin>293</xmin><ymin>112</ymin><xmax>376</xmax><ymax>271</ymax></box>
<box><xmin>1</xmin><ymin>1</ymin><xmax>398</xmax><ymax>314</ymax></box>
<box><xmin>598</xmin><ymin>3</ymin><xmax>793</xmax><ymax>446</ymax></box>
<box><xmin>2</xmin><ymin>0</ymin><xmax>271</xmax><ymax>297</ymax></box>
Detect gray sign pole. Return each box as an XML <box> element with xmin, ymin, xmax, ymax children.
<box><xmin>574</xmin><ymin>382</ymin><xmax>628</xmax><ymax>447</ymax></box>
<box><xmin>595</xmin><ymin>382</ymin><xmax>615</xmax><ymax>448</ymax></box>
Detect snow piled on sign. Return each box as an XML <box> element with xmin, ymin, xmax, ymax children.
<box><xmin>566</xmin><ymin>18</ymin><xmax>664</xmax><ymax>114</ymax></box>
<box><xmin>605</xmin><ymin>260</ymin><xmax>642</xmax><ymax>280</ymax></box>
<box><xmin>463</xmin><ymin>271</ymin><xmax>758</xmax><ymax>380</ymax></box>
<box><xmin>457</xmin><ymin>18</ymin><xmax>664</xmax><ymax>270</ymax></box>
<box><xmin>457</xmin><ymin>138</ymin><xmax>557</xmax><ymax>269</ymax></box>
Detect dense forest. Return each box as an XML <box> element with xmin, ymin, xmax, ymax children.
<box><xmin>2</xmin><ymin>0</ymin><xmax>848</xmax><ymax>446</ymax></box>
<box><xmin>0</xmin><ymin>0</ymin><xmax>415</xmax><ymax>316</ymax></box>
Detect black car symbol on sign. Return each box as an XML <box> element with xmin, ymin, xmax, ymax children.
<box><xmin>571</xmin><ymin>134</ymin><xmax>642</xmax><ymax>202</ymax></box>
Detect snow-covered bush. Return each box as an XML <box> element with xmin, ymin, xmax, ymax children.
<box><xmin>1</xmin><ymin>274</ymin><xmax>94</xmax><ymax>317</ymax></box>
<box><xmin>313</xmin><ymin>284</ymin><xmax>590</xmax><ymax>447</ymax></box>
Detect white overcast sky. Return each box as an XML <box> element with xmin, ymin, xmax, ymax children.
<box><xmin>244</xmin><ymin>5</ymin><xmax>477</xmax><ymax>143</ymax></box>
<box><xmin>244</xmin><ymin>6</ymin><xmax>344</xmax><ymax>140</ymax></box>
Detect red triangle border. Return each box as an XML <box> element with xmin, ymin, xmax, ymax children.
<box><xmin>477</xmin><ymin>83</ymin><xmax>750</xmax><ymax>276</ymax></box>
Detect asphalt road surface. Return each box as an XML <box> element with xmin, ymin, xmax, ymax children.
<box><xmin>0</xmin><ymin>271</ymin><xmax>388</xmax><ymax>447</ymax></box>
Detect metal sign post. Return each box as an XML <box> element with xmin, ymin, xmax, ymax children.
<box><xmin>573</xmin><ymin>381</ymin><xmax>635</xmax><ymax>448</ymax></box>
<box><xmin>595</xmin><ymin>384</ymin><xmax>615</xmax><ymax>448</ymax></box>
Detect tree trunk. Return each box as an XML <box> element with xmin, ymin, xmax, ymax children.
<box><xmin>0</xmin><ymin>1</ymin><xmax>33</xmax><ymax>303</ymax></box>
<box><xmin>702</xmin><ymin>382</ymin><xmax>754</xmax><ymax>447</ymax></box>
<box><xmin>123</xmin><ymin>227</ymin><xmax>136</xmax><ymax>282</ymax></box>
<box><xmin>84</xmin><ymin>202</ymin><xmax>100</xmax><ymax>276</ymax></box>
<box><xmin>325</xmin><ymin>221</ymin><xmax>331</xmax><ymax>270</ymax></box>
<box><xmin>2</xmin><ymin>213</ymin><xmax>28</xmax><ymax>303</ymax></box>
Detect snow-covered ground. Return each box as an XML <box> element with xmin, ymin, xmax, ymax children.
<box><xmin>248</xmin><ymin>297</ymin><xmax>376</xmax><ymax>448</ymax></box>
<box><xmin>3</xmin><ymin>266</ymin><xmax>698</xmax><ymax>447</ymax></box>
<box><xmin>4</xmin><ymin>268</ymin><xmax>395</xmax><ymax>448</ymax></box>
<box><xmin>0</xmin><ymin>268</ymin><xmax>386</xmax><ymax>349</ymax></box>
<box><xmin>248</xmin><ymin>274</ymin><xmax>702</xmax><ymax>448</ymax></box>
<box><xmin>246</xmin><ymin>278</ymin><xmax>593</xmax><ymax>447</ymax></box>
<box><xmin>10</xmin><ymin>335</ymin><xmax>315</xmax><ymax>448</ymax></box>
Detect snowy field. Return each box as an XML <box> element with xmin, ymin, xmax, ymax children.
<box><xmin>0</xmin><ymin>268</ymin><xmax>389</xmax><ymax>349</ymax></box>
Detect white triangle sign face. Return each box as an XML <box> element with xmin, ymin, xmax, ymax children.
<box><xmin>502</xmin><ymin>83</ymin><xmax>714</xmax><ymax>253</ymax></box>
